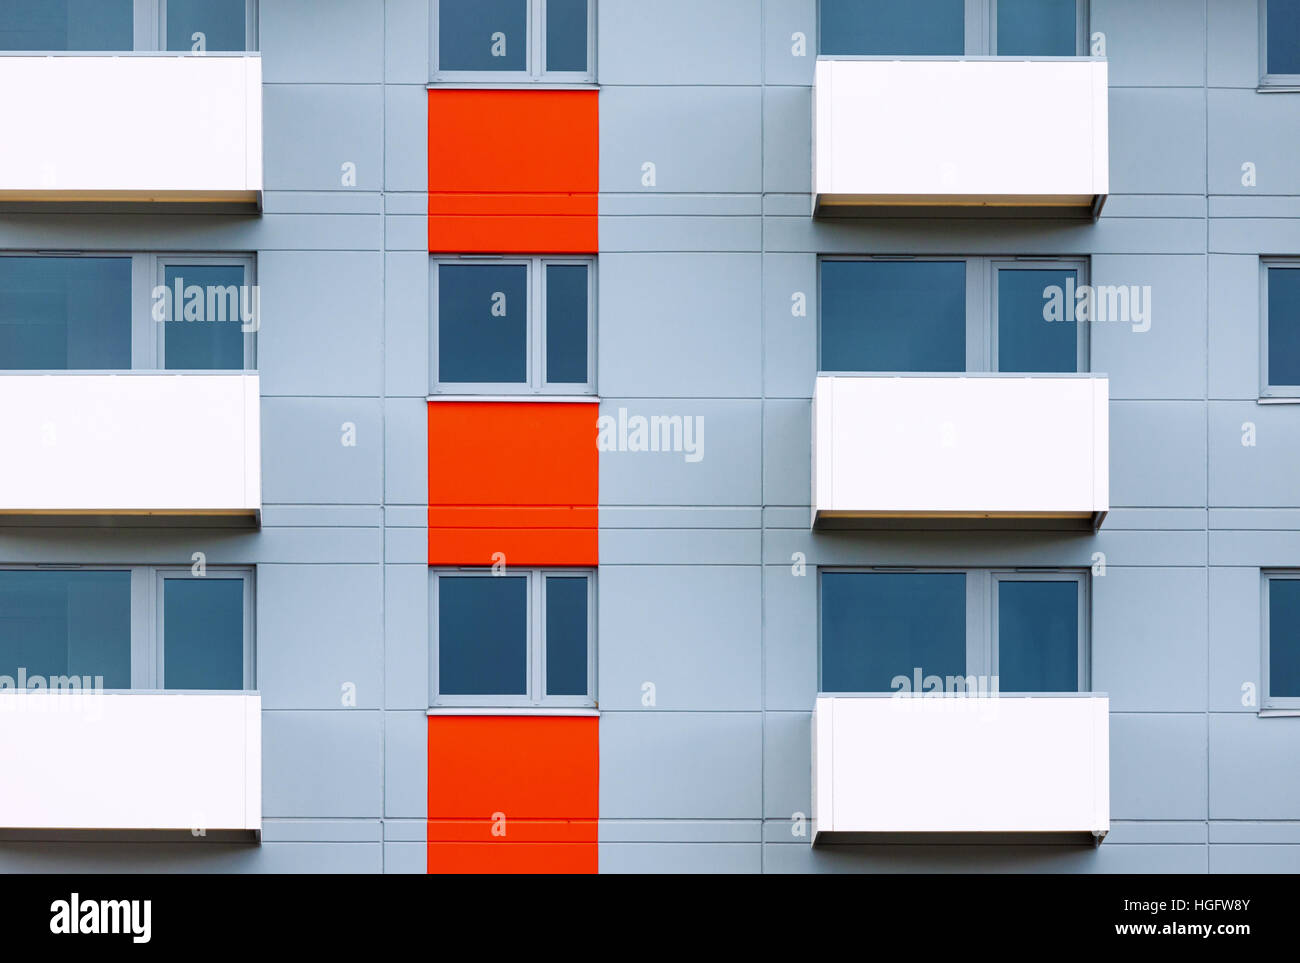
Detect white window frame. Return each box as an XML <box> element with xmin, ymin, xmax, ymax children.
<box><xmin>1260</xmin><ymin>0</ymin><xmax>1300</xmax><ymax>89</ymax></box>
<box><xmin>430</xmin><ymin>0</ymin><xmax>595</xmax><ymax>84</ymax></box>
<box><xmin>818</xmin><ymin>567</ymin><xmax>1090</xmax><ymax>693</ymax></box>
<box><xmin>1260</xmin><ymin>258</ymin><xmax>1300</xmax><ymax>398</ymax></box>
<box><xmin>0</xmin><ymin>564</ymin><xmax>255</xmax><ymax>692</ymax></box>
<box><xmin>818</xmin><ymin>255</ymin><xmax>1090</xmax><ymax>375</ymax></box>
<box><xmin>430</xmin><ymin>255</ymin><xmax>596</xmax><ymax>395</ymax></box>
<box><xmin>817</xmin><ymin>0</ymin><xmax>1088</xmax><ymax>58</ymax></box>
<box><xmin>154</xmin><ymin>253</ymin><xmax>257</xmax><ymax>371</ymax></box>
<box><xmin>1262</xmin><ymin>571</ymin><xmax>1300</xmax><ymax>711</ymax></box>
<box><xmin>430</xmin><ymin>567</ymin><xmax>596</xmax><ymax>708</ymax></box>
<box><xmin>0</xmin><ymin>251</ymin><xmax>258</xmax><ymax>373</ymax></box>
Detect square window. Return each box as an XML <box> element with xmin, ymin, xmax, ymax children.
<box><xmin>994</xmin><ymin>0</ymin><xmax>1081</xmax><ymax>56</ymax></box>
<box><xmin>432</xmin><ymin>569</ymin><xmax>594</xmax><ymax>707</ymax></box>
<box><xmin>1266</xmin><ymin>575</ymin><xmax>1300</xmax><ymax>706</ymax></box>
<box><xmin>1265</xmin><ymin>264</ymin><xmax>1300</xmax><ymax>393</ymax></box>
<box><xmin>161</xmin><ymin>576</ymin><xmax>248</xmax><ymax>690</ymax></box>
<box><xmin>434</xmin><ymin>0</ymin><xmax>592</xmax><ymax>81</ymax></box>
<box><xmin>1264</xmin><ymin>0</ymin><xmax>1300</xmax><ymax>80</ymax></box>
<box><xmin>0</xmin><ymin>256</ymin><xmax>132</xmax><ymax>370</ymax></box>
<box><xmin>432</xmin><ymin>258</ymin><xmax>593</xmax><ymax>393</ymax></box>
<box><xmin>0</xmin><ymin>570</ymin><xmax>131</xmax><ymax>688</ymax></box>
<box><xmin>820</xmin><ymin>0</ymin><xmax>965</xmax><ymax>56</ymax></box>
<box><xmin>820</xmin><ymin>260</ymin><xmax>966</xmax><ymax>372</ymax></box>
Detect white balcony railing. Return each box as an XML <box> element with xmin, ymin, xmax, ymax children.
<box><xmin>0</xmin><ymin>372</ymin><xmax>261</xmax><ymax>520</ymax></box>
<box><xmin>812</xmin><ymin>374</ymin><xmax>1108</xmax><ymax>529</ymax></box>
<box><xmin>812</xmin><ymin>694</ymin><xmax>1109</xmax><ymax>842</ymax></box>
<box><xmin>813</xmin><ymin>58</ymin><xmax>1108</xmax><ymax>214</ymax></box>
<box><xmin>0</xmin><ymin>692</ymin><xmax>260</xmax><ymax>832</ymax></box>
<box><xmin>0</xmin><ymin>54</ymin><xmax>262</xmax><ymax>204</ymax></box>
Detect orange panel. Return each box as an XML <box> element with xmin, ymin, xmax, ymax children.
<box><xmin>427</xmin><ymin>716</ymin><xmax>598</xmax><ymax>819</ymax></box>
<box><xmin>428</xmin><ymin>402</ymin><xmax>598</xmax><ymax>566</ymax></box>
<box><xmin>427</xmin><ymin>716</ymin><xmax>599</xmax><ymax>874</ymax></box>
<box><xmin>428</xmin><ymin>89</ymin><xmax>598</xmax><ymax>254</ymax></box>
<box><xmin>427</xmin><ymin>842</ymin><xmax>596</xmax><ymax>875</ymax></box>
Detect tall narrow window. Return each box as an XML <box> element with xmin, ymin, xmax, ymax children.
<box><xmin>1265</xmin><ymin>575</ymin><xmax>1300</xmax><ymax>708</ymax></box>
<box><xmin>1264</xmin><ymin>0</ymin><xmax>1300</xmax><ymax>81</ymax></box>
<box><xmin>159</xmin><ymin>260</ymin><xmax>255</xmax><ymax>370</ymax></box>
<box><xmin>995</xmin><ymin>577</ymin><xmax>1081</xmax><ymax>692</ymax></box>
<box><xmin>995</xmin><ymin>265</ymin><xmax>1083</xmax><ymax>373</ymax></box>
<box><xmin>1265</xmin><ymin>263</ymin><xmax>1300</xmax><ymax>394</ymax></box>
<box><xmin>160</xmin><ymin>575</ymin><xmax>248</xmax><ymax>690</ymax></box>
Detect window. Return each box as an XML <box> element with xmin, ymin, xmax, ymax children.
<box><xmin>433</xmin><ymin>0</ymin><xmax>594</xmax><ymax>82</ymax></box>
<box><xmin>1263</xmin><ymin>573</ymin><xmax>1300</xmax><ymax>710</ymax></box>
<box><xmin>1262</xmin><ymin>0</ymin><xmax>1300</xmax><ymax>84</ymax></box>
<box><xmin>0</xmin><ymin>0</ymin><xmax>256</xmax><ymax>51</ymax></box>
<box><xmin>819</xmin><ymin>0</ymin><xmax>1087</xmax><ymax>57</ymax></box>
<box><xmin>0</xmin><ymin>567</ymin><xmax>253</xmax><ymax>690</ymax></box>
<box><xmin>431</xmin><ymin>257</ymin><xmax>594</xmax><ymax>394</ymax></box>
<box><xmin>819</xmin><ymin>569</ymin><xmax>1088</xmax><ymax>693</ymax></box>
<box><xmin>1262</xmin><ymin>260</ymin><xmax>1300</xmax><ymax>396</ymax></box>
<box><xmin>0</xmin><ymin>253</ymin><xmax>256</xmax><ymax>372</ymax></box>
<box><xmin>0</xmin><ymin>256</ymin><xmax>132</xmax><ymax>370</ymax></box>
<box><xmin>157</xmin><ymin>256</ymin><xmax>257</xmax><ymax>370</ymax></box>
<box><xmin>431</xmin><ymin>569</ymin><xmax>595</xmax><ymax>707</ymax></box>
<box><xmin>819</xmin><ymin>256</ymin><xmax>1088</xmax><ymax>374</ymax></box>
<box><xmin>162</xmin><ymin>0</ymin><xmax>253</xmax><ymax>52</ymax></box>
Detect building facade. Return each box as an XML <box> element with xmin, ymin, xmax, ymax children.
<box><xmin>0</xmin><ymin>0</ymin><xmax>1297</xmax><ymax>873</ymax></box>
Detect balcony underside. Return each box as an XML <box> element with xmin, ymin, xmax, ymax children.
<box><xmin>814</xmin><ymin>509</ymin><xmax>1107</xmax><ymax>532</ymax></box>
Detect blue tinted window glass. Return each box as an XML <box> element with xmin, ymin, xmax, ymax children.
<box><xmin>440</xmin><ymin>0</ymin><xmax>527</xmax><ymax>71</ymax></box>
<box><xmin>545</xmin><ymin>264</ymin><xmax>588</xmax><ymax>384</ymax></box>
<box><xmin>0</xmin><ymin>571</ymin><xmax>130</xmax><ymax>688</ymax></box>
<box><xmin>1268</xmin><ymin>0</ymin><xmax>1300</xmax><ymax>75</ymax></box>
<box><xmin>1269</xmin><ymin>578</ymin><xmax>1300</xmax><ymax>699</ymax></box>
<box><xmin>0</xmin><ymin>257</ymin><xmax>131</xmax><ymax>370</ymax></box>
<box><xmin>438</xmin><ymin>264</ymin><xmax>528</xmax><ymax>384</ymax></box>
<box><xmin>1268</xmin><ymin>268</ymin><xmax>1300</xmax><ymax>386</ymax></box>
<box><xmin>820</xmin><ymin>0</ymin><xmax>964</xmax><ymax>55</ymax></box>
<box><xmin>439</xmin><ymin>576</ymin><xmax>527</xmax><ymax>696</ymax></box>
<box><xmin>163</xmin><ymin>264</ymin><xmax>247</xmax><ymax>370</ymax></box>
<box><xmin>820</xmin><ymin>261</ymin><xmax>965</xmax><ymax>372</ymax></box>
<box><xmin>546</xmin><ymin>577</ymin><xmax>588</xmax><ymax>696</ymax></box>
<box><xmin>998</xmin><ymin>268</ymin><xmax>1079</xmax><ymax>373</ymax></box>
<box><xmin>0</xmin><ymin>0</ymin><xmax>133</xmax><ymax>50</ymax></box>
<box><xmin>997</xmin><ymin>580</ymin><xmax>1079</xmax><ymax>692</ymax></box>
<box><xmin>166</xmin><ymin>0</ymin><xmax>247</xmax><ymax>52</ymax></box>
<box><xmin>163</xmin><ymin>578</ymin><xmax>245</xmax><ymax>690</ymax></box>
<box><xmin>996</xmin><ymin>0</ymin><xmax>1077</xmax><ymax>56</ymax></box>
<box><xmin>546</xmin><ymin>0</ymin><xmax>587</xmax><ymax>71</ymax></box>
<box><xmin>821</xmin><ymin>572</ymin><xmax>966</xmax><ymax>691</ymax></box>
